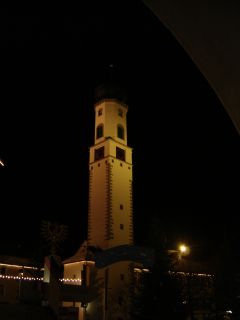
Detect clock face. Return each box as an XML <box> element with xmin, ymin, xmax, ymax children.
<box><xmin>116</xmin><ymin>147</ymin><xmax>125</xmax><ymax>161</ymax></box>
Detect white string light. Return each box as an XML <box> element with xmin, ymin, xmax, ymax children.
<box><xmin>169</xmin><ymin>271</ymin><xmax>214</xmax><ymax>277</ymax></box>
<box><xmin>0</xmin><ymin>274</ymin><xmax>43</xmax><ymax>281</ymax></box>
<box><xmin>0</xmin><ymin>274</ymin><xmax>82</xmax><ymax>283</ymax></box>
<box><xmin>60</xmin><ymin>278</ymin><xmax>82</xmax><ymax>283</ymax></box>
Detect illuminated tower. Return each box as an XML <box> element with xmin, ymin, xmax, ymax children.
<box><xmin>63</xmin><ymin>82</ymin><xmax>134</xmax><ymax>320</ymax></box>
<box><xmin>87</xmin><ymin>83</ymin><xmax>134</xmax><ymax>320</ymax></box>
<box><xmin>88</xmin><ymin>83</ymin><xmax>133</xmax><ymax>250</ymax></box>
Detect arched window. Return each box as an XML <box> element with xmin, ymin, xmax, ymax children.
<box><xmin>117</xmin><ymin>124</ymin><xmax>124</xmax><ymax>140</ymax></box>
<box><xmin>96</xmin><ymin>124</ymin><xmax>104</xmax><ymax>139</ymax></box>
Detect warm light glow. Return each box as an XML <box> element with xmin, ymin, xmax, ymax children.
<box><xmin>64</xmin><ymin>260</ymin><xmax>95</xmax><ymax>266</ymax></box>
<box><xmin>0</xmin><ymin>159</ymin><xmax>4</xmax><ymax>167</ymax></box>
<box><xmin>179</xmin><ymin>244</ymin><xmax>187</xmax><ymax>253</ymax></box>
<box><xmin>0</xmin><ymin>274</ymin><xmax>82</xmax><ymax>283</ymax></box>
<box><xmin>0</xmin><ymin>263</ymin><xmax>41</xmax><ymax>270</ymax></box>
<box><xmin>178</xmin><ymin>244</ymin><xmax>190</xmax><ymax>255</ymax></box>
<box><xmin>60</xmin><ymin>278</ymin><xmax>82</xmax><ymax>283</ymax></box>
<box><xmin>134</xmin><ymin>268</ymin><xmax>150</xmax><ymax>273</ymax></box>
<box><xmin>0</xmin><ymin>274</ymin><xmax>43</xmax><ymax>281</ymax></box>
<box><xmin>169</xmin><ymin>271</ymin><xmax>213</xmax><ymax>278</ymax></box>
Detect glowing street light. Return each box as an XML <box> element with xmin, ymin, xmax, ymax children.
<box><xmin>168</xmin><ymin>243</ymin><xmax>190</xmax><ymax>259</ymax></box>
<box><xmin>178</xmin><ymin>244</ymin><xmax>190</xmax><ymax>255</ymax></box>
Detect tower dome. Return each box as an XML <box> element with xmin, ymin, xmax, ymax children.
<box><xmin>94</xmin><ymin>82</ymin><xmax>128</xmax><ymax>105</ymax></box>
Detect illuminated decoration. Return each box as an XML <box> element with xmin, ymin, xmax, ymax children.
<box><xmin>0</xmin><ymin>274</ymin><xmax>43</xmax><ymax>281</ymax></box>
<box><xmin>0</xmin><ymin>262</ymin><xmax>84</xmax><ymax>283</ymax></box>
<box><xmin>64</xmin><ymin>261</ymin><xmax>95</xmax><ymax>266</ymax></box>
<box><xmin>60</xmin><ymin>278</ymin><xmax>82</xmax><ymax>283</ymax></box>
<box><xmin>0</xmin><ymin>274</ymin><xmax>82</xmax><ymax>283</ymax></box>
<box><xmin>0</xmin><ymin>159</ymin><xmax>5</xmax><ymax>167</ymax></box>
<box><xmin>169</xmin><ymin>271</ymin><xmax>214</xmax><ymax>278</ymax></box>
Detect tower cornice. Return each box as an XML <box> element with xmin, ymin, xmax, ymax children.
<box><xmin>94</xmin><ymin>98</ymin><xmax>128</xmax><ymax>110</ymax></box>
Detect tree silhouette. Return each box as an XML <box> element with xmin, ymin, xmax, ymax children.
<box><xmin>41</xmin><ymin>220</ymin><xmax>68</xmax><ymax>255</ymax></box>
<box><xmin>131</xmin><ymin>216</ymin><xmax>184</xmax><ymax>320</ymax></box>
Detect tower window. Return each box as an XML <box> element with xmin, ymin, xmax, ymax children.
<box><xmin>117</xmin><ymin>125</ymin><xmax>124</xmax><ymax>139</ymax></box>
<box><xmin>96</xmin><ymin>124</ymin><xmax>104</xmax><ymax>139</ymax></box>
<box><xmin>98</xmin><ymin>108</ymin><xmax>103</xmax><ymax>116</ymax></box>
<box><xmin>116</xmin><ymin>147</ymin><xmax>125</xmax><ymax>161</ymax></box>
<box><xmin>95</xmin><ymin>147</ymin><xmax>104</xmax><ymax>161</ymax></box>
<box><xmin>120</xmin><ymin>224</ymin><xmax>124</xmax><ymax>230</ymax></box>
<box><xmin>120</xmin><ymin>274</ymin><xmax>124</xmax><ymax>280</ymax></box>
<box><xmin>120</xmin><ymin>204</ymin><xmax>124</xmax><ymax>210</ymax></box>
<box><xmin>118</xmin><ymin>109</ymin><xmax>123</xmax><ymax>117</ymax></box>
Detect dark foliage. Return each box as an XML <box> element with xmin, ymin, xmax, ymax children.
<box><xmin>131</xmin><ymin>217</ymin><xmax>185</xmax><ymax>319</ymax></box>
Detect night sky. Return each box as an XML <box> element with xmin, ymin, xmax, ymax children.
<box><xmin>1</xmin><ymin>1</ymin><xmax>240</xmax><ymax>261</ymax></box>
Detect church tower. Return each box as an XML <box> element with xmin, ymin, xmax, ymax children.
<box><xmin>88</xmin><ymin>82</ymin><xmax>133</xmax><ymax>250</ymax></box>
<box><xmin>63</xmin><ymin>82</ymin><xmax>135</xmax><ymax>320</ymax></box>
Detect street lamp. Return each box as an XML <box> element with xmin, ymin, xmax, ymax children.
<box><xmin>168</xmin><ymin>243</ymin><xmax>190</xmax><ymax>261</ymax></box>
<box><xmin>178</xmin><ymin>244</ymin><xmax>190</xmax><ymax>256</ymax></box>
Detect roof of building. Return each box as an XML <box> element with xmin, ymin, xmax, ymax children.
<box><xmin>0</xmin><ymin>255</ymin><xmax>39</xmax><ymax>267</ymax></box>
<box><xmin>63</xmin><ymin>241</ymin><xmax>89</xmax><ymax>264</ymax></box>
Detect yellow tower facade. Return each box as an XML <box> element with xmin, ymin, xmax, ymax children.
<box><xmin>63</xmin><ymin>83</ymin><xmax>134</xmax><ymax>320</ymax></box>
<box><xmin>88</xmin><ymin>93</ymin><xmax>133</xmax><ymax>249</ymax></box>
<box><xmin>87</xmin><ymin>84</ymin><xmax>134</xmax><ymax>320</ymax></box>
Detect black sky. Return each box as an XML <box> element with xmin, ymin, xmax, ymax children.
<box><xmin>1</xmin><ymin>1</ymin><xmax>240</xmax><ymax>260</ymax></box>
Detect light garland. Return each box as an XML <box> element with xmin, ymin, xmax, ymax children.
<box><xmin>169</xmin><ymin>271</ymin><xmax>214</xmax><ymax>277</ymax></box>
<box><xmin>60</xmin><ymin>278</ymin><xmax>82</xmax><ymax>283</ymax></box>
<box><xmin>64</xmin><ymin>260</ymin><xmax>95</xmax><ymax>266</ymax></box>
<box><xmin>0</xmin><ymin>274</ymin><xmax>82</xmax><ymax>283</ymax></box>
<box><xmin>0</xmin><ymin>274</ymin><xmax>43</xmax><ymax>281</ymax></box>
